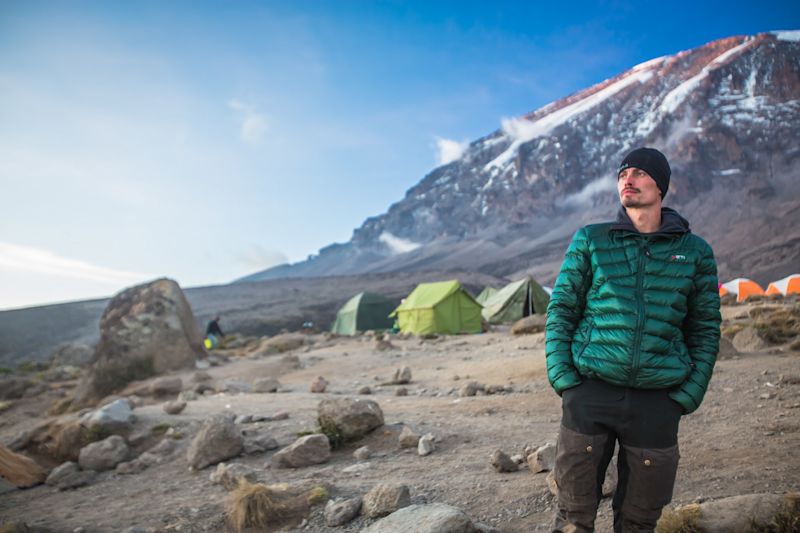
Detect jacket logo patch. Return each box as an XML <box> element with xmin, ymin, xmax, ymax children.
<box><xmin>670</xmin><ymin>254</ymin><xmax>687</xmax><ymax>261</ymax></box>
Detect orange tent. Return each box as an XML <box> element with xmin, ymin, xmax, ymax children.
<box><xmin>766</xmin><ymin>274</ymin><xmax>800</xmax><ymax>296</ymax></box>
<box><xmin>720</xmin><ymin>278</ymin><xmax>765</xmax><ymax>302</ymax></box>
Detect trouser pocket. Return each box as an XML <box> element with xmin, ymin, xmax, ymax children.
<box><xmin>555</xmin><ymin>425</ymin><xmax>610</xmax><ymax>508</ymax></box>
<box><xmin>620</xmin><ymin>443</ymin><xmax>680</xmax><ymax>525</ymax></box>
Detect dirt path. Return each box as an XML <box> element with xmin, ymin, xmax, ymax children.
<box><xmin>2</xmin><ymin>324</ymin><xmax>799</xmax><ymax>532</ymax></box>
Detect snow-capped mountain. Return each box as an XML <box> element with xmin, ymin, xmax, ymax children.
<box><xmin>241</xmin><ymin>31</ymin><xmax>800</xmax><ymax>286</ymax></box>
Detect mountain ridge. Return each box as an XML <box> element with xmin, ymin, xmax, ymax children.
<box><xmin>239</xmin><ymin>30</ymin><xmax>800</xmax><ymax>286</ymax></box>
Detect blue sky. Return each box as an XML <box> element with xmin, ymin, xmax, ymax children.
<box><xmin>1</xmin><ymin>1</ymin><xmax>798</xmax><ymax>309</ymax></box>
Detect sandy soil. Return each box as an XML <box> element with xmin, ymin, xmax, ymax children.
<box><xmin>1</xmin><ymin>306</ymin><xmax>799</xmax><ymax>532</ymax></box>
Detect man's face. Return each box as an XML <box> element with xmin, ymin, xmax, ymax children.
<box><xmin>617</xmin><ymin>167</ymin><xmax>661</xmax><ymax>208</ymax></box>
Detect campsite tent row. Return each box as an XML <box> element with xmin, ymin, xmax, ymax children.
<box><xmin>719</xmin><ymin>274</ymin><xmax>800</xmax><ymax>302</ymax></box>
<box><xmin>331</xmin><ymin>277</ymin><xmax>550</xmax><ymax>336</ymax></box>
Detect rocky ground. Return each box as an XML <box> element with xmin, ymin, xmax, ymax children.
<box><xmin>1</xmin><ymin>300</ymin><xmax>799</xmax><ymax>532</ymax></box>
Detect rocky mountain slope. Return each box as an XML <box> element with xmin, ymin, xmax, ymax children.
<box><xmin>241</xmin><ymin>31</ymin><xmax>800</xmax><ymax>287</ymax></box>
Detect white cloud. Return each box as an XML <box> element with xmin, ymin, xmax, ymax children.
<box><xmin>0</xmin><ymin>242</ymin><xmax>153</xmax><ymax>285</ymax></box>
<box><xmin>227</xmin><ymin>99</ymin><xmax>268</xmax><ymax>144</ymax></box>
<box><xmin>379</xmin><ymin>231</ymin><xmax>421</xmax><ymax>255</ymax></box>
<box><xmin>557</xmin><ymin>177</ymin><xmax>616</xmax><ymax>207</ymax></box>
<box><xmin>435</xmin><ymin>137</ymin><xmax>469</xmax><ymax>165</ymax></box>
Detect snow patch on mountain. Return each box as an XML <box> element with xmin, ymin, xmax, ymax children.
<box><xmin>379</xmin><ymin>232</ymin><xmax>421</xmax><ymax>254</ymax></box>
<box><xmin>773</xmin><ymin>30</ymin><xmax>800</xmax><ymax>42</ymax></box>
<box><xmin>636</xmin><ymin>38</ymin><xmax>757</xmax><ymax>137</ymax></box>
<box><xmin>486</xmin><ymin>68</ymin><xmax>655</xmax><ymax>171</ymax></box>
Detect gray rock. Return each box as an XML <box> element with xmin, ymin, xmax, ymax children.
<box><xmin>510</xmin><ymin>314</ymin><xmax>547</xmax><ymax>335</ymax></box>
<box><xmin>353</xmin><ymin>446</ymin><xmax>372</xmax><ymax>460</ymax></box>
<box><xmin>192</xmin><ymin>371</ymin><xmax>212</xmax><ymax>382</ymax></box>
<box><xmin>459</xmin><ymin>382</ymin><xmax>482</xmax><ymax>397</ymax></box>
<box><xmin>81</xmin><ymin>398</ymin><xmax>136</xmax><ymax>434</ymax></box>
<box><xmin>271</xmin><ymin>411</ymin><xmax>290</xmax><ymax>420</ymax></box>
<box><xmin>418</xmin><ymin>433</ymin><xmax>435</xmax><ymax>456</ymax></box>
<box><xmin>176</xmin><ymin>390</ymin><xmax>199</xmax><ymax>402</ymax></box>
<box><xmin>220</xmin><ymin>379</ymin><xmax>252</xmax><ymax>394</ymax></box>
<box><xmin>186</xmin><ymin>414</ymin><xmax>244</xmax><ymax>470</ymax></box>
<box><xmin>243</xmin><ymin>433</ymin><xmax>279</xmax><ymax>454</ymax></box>
<box><xmin>271</xmin><ymin>434</ymin><xmax>331</xmax><ymax>468</ymax></box>
<box><xmin>395</xmin><ymin>387</ymin><xmax>408</xmax><ymax>396</ymax></box>
<box><xmin>527</xmin><ymin>443</ymin><xmax>556</xmax><ymax>473</ymax></box>
<box><xmin>45</xmin><ymin>462</ymin><xmax>97</xmax><ymax>490</ymax></box>
<box><xmin>317</xmin><ymin>397</ymin><xmax>384</xmax><ymax>440</ymax></box>
<box><xmin>71</xmin><ymin>279</ymin><xmax>204</xmax><ymax>407</ymax></box>
<box><xmin>398</xmin><ymin>426</ymin><xmax>420</xmax><ymax>449</ymax></box>
<box><xmin>235</xmin><ymin>415</ymin><xmax>253</xmax><ymax>424</ymax></box>
<box><xmin>393</xmin><ymin>366</ymin><xmax>412</xmax><ymax>384</ymax></box>
<box><xmin>362</xmin><ymin>483</ymin><xmax>411</xmax><ymax>518</ymax></box>
<box><xmin>358</xmin><ymin>386</ymin><xmax>372</xmax><ymax>395</ymax></box>
<box><xmin>78</xmin><ymin>435</ymin><xmax>130</xmax><ymax>471</ymax></box>
<box><xmin>361</xmin><ymin>503</ymin><xmax>477</xmax><ymax>533</ymax></box>
<box><xmin>310</xmin><ymin>376</ymin><xmax>329</xmax><ymax>393</ymax></box>
<box><xmin>163</xmin><ymin>400</ymin><xmax>187</xmax><ymax>415</ymax></box>
<box><xmin>491</xmin><ymin>450</ymin><xmax>518</xmax><ymax>473</ymax></box>
<box><xmin>253</xmin><ymin>377</ymin><xmax>281</xmax><ymax>393</ymax></box>
<box><xmin>116</xmin><ymin>452</ymin><xmax>160</xmax><ymax>475</ymax></box>
<box><xmin>324</xmin><ymin>497</ymin><xmax>362</xmax><ymax>526</ymax></box>
<box><xmin>733</xmin><ymin>326</ymin><xmax>769</xmax><ymax>352</ymax></box>
<box><xmin>209</xmin><ymin>462</ymin><xmax>258</xmax><ymax>490</ymax></box>
<box><xmin>150</xmin><ymin>377</ymin><xmax>183</xmax><ymax>396</ymax></box>
<box><xmin>148</xmin><ymin>438</ymin><xmax>178</xmax><ymax>457</ymax></box>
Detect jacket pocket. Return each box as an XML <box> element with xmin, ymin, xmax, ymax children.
<box><xmin>671</xmin><ymin>337</ymin><xmax>693</xmax><ymax>378</ymax></box>
<box><xmin>573</xmin><ymin>317</ymin><xmax>595</xmax><ymax>363</ymax></box>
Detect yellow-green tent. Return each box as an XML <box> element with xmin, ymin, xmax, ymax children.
<box><xmin>331</xmin><ymin>292</ymin><xmax>396</xmax><ymax>335</ymax></box>
<box><xmin>481</xmin><ymin>276</ymin><xmax>550</xmax><ymax>324</ymax></box>
<box><xmin>390</xmin><ymin>280</ymin><xmax>482</xmax><ymax>335</ymax></box>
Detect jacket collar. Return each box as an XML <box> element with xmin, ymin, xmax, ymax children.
<box><xmin>611</xmin><ymin>207</ymin><xmax>690</xmax><ymax>237</ymax></box>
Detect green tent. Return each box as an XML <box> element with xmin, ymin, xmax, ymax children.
<box><xmin>476</xmin><ymin>286</ymin><xmax>499</xmax><ymax>305</ymax></box>
<box><xmin>481</xmin><ymin>276</ymin><xmax>550</xmax><ymax>324</ymax></box>
<box><xmin>390</xmin><ymin>280</ymin><xmax>483</xmax><ymax>335</ymax></box>
<box><xmin>331</xmin><ymin>292</ymin><xmax>396</xmax><ymax>335</ymax></box>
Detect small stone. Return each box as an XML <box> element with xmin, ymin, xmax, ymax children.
<box><xmin>362</xmin><ymin>483</ymin><xmax>411</xmax><ymax>518</ymax></box>
<box><xmin>310</xmin><ymin>376</ymin><xmax>329</xmax><ymax>393</ymax></box>
<box><xmin>358</xmin><ymin>386</ymin><xmax>372</xmax><ymax>395</ymax></box>
<box><xmin>393</xmin><ymin>366</ymin><xmax>412</xmax><ymax>384</ymax></box>
<box><xmin>399</xmin><ymin>426</ymin><xmax>420</xmax><ymax>449</ymax></box>
<box><xmin>150</xmin><ymin>377</ymin><xmax>183</xmax><ymax>396</ymax></box>
<box><xmin>235</xmin><ymin>415</ymin><xmax>253</xmax><ymax>424</ymax></box>
<box><xmin>527</xmin><ymin>443</ymin><xmax>556</xmax><ymax>473</ymax></box>
<box><xmin>272</xmin><ymin>411</ymin><xmax>290</xmax><ymax>420</ymax></box>
<box><xmin>395</xmin><ymin>387</ymin><xmax>408</xmax><ymax>396</ymax></box>
<box><xmin>491</xmin><ymin>450</ymin><xmax>518</xmax><ymax>473</ymax></box>
<box><xmin>209</xmin><ymin>462</ymin><xmax>258</xmax><ymax>490</ymax></box>
<box><xmin>253</xmin><ymin>378</ymin><xmax>281</xmax><ymax>393</ymax></box>
<box><xmin>271</xmin><ymin>434</ymin><xmax>331</xmax><ymax>468</ymax></box>
<box><xmin>324</xmin><ymin>497</ymin><xmax>362</xmax><ymax>527</ymax></box>
<box><xmin>178</xmin><ymin>390</ymin><xmax>198</xmax><ymax>402</ymax></box>
<box><xmin>418</xmin><ymin>433</ymin><xmax>435</xmax><ymax>456</ymax></box>
<box><xmin>163</xmin><ymin>400</ymin><xmax>187</xmax><ymax>415</ymax></box>
<box><xmin>353</xmin><ymin>446</ymin><xmax>372</xmax><ymax>460</ymax></box>
<box><xmin>243</xmin><ymin>433</ymin><xmax>279</xmax><ymax>454</ymax></box>
<box><xmin>46</xmin><ymin>461</ymin><xmax>96</xmax><ymax>490</ymax></box>
<box><xmin>78</xmin><ymin>435</ymin><xmax>130</xmax><ymax>471</ymax></box>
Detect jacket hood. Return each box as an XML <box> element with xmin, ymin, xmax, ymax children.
<box><xmin>611</xmin><ymin>207</ymin><xmax>690</xmax><ymax>235</ymax></box>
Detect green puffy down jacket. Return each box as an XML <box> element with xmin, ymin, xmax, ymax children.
<box><xmin>545</xmin><ymin>208</ymin><xmax>721</xmax><ymax>414</ymax></box>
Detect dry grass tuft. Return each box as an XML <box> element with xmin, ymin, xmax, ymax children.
<box><xmin>748</xmin><ymin>492</ymin><xmax>800</xmax><ymax>532</ymax></box>
<box><xmin>306</xmin><ymin>485</ymin><xmax>329</xmax><ymax>505</ymax></box>
<box><xmin>721</xmin><ymin>323</ymin><xmax>746</xmax><ymax>339</ymax></box>
<box><xmin>226</xmin><ymin>481</ymin><xmax>309</xmax><ymax>532</ymax></box>
<box><xmin>656</xmin><ymin>504</ymin><xmax>701</xmax><ymax>533</ymax></box>
<box><xmin>753</xmin><ymin>306</ymin><xmax>800</xmax><ymax>345</ymax></box>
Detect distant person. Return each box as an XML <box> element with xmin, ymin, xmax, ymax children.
<box><xmin>545</xmin><ymin>147</ymin><xmax>721</xmax><ymax>532</ymax></box>
<box><xmin>206</xmin><ymin>316</ymin><xmax>225</xmax><ymax>339</ymax></box>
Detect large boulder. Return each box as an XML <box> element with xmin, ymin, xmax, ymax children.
<box><xmin>511</xmin><ymin>314</ymin><xmax>547</xmax><ymax>335</ymax></box>
<box><xmin>78</xmin><ymin>435</ymin><xmax>129</xmax><ymax>471</ymax></box>
<box><xmin>271</xmin><ymin>434</ymin><xmax>331</xmax><ymax>469</ymax></box>
<box><xmin>73</xmin><ymin>278</ymin><xmax>205</xmax><ymax>406</ymax></box>
<box><xmin>317</xmin><ymin>398</ymin><xmax>384</xmax><ymax>440</ymax></box>
<box><xmin>187</xmin><ymin>414</ymin><xmax>244</xmax><ymax>470</ymax></box>
<box><xmin>361</xmin><ymin>503</ymin><xmax>478</xmax><ymax>533</ymax></box>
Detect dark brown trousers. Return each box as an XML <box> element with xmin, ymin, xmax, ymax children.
<box><xmin>552</xmin><ymin>379</ymin><xmax>683</xmax><ymax>533</ymax></box>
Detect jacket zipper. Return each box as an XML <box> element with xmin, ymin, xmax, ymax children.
<box><xmin>629</xmin><ymin>239</ymin><xmax>649</xmax><ymax>385</ymax></box>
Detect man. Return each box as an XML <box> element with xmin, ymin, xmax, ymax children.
<box><xmin>545</xmin><ymin>147</ymin><xmax>721</xmax><ymax>532</ymax></box>
<box><xmin>206</xmin><ymin>315</ymin><xmax>225</xmax><ymax>339</ymax></box>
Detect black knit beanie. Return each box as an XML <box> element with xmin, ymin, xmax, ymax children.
<box><xmin>618</xmin><ymin>147</ymin><xmax>671</xmax><ymax>198</ymax></box>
